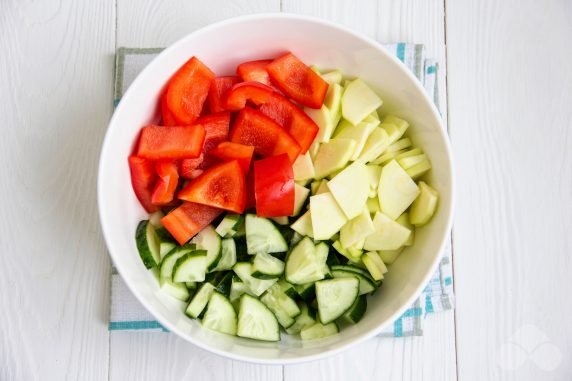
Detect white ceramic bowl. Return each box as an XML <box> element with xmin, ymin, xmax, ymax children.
<box><xmin>98</xmin><ymin>13</ymin><xmax>454</xmax><ymax>364</ymax></box>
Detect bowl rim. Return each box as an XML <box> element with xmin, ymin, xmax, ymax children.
<box><xmin>98</xmin><ymin>12</ymin><xmax>455</xmax><ymax>364</ymax></box>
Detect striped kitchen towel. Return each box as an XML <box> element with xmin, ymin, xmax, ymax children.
<box><xmin>109</xmin><ymin>43</ymin><xmax>454</xmax><ymax>337</ymax></box>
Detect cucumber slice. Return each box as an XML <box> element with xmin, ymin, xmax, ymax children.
<box><xmin>406</xmin><ymin>159</ymin><xmax>432</xmax><ymax>180</ymax></box>
<box><xmin>185</xmin><ymin>281</ymin><xmax>197</xmax><ymax>290</ymax></box>
<box><xmin>410</xmin><ymin>181</ymin><xmax>439</xmax><ymax>226</ymax></box>
<box><xmin>293</xmin><ymin>183</ymin><xmax>310</xmax><ymax>216</ymax></box>
<box><xmin>377</xmin><ymin>160</ymin><xmax>420</xmax><ymax>220</ymax></box>
<box><xmin>339</xmin><ymin>208</ymin><xmax>375</xmax><ymax>249</ymax></box>
<box><xmin>316</xmin><ymin>277</ymin><xmax>359</xmax><ymax>324</ymax></box>
<box><xmin>215</xmin><ymin>214</ymin><xmax>244</xmax><ymax>238</ymax></box>
<box><xmin>211</xmin><ymin>237</ymin><xmax>237</xmax><ymax>271</ymax></box>
<box><xmin>159</xmin><ymin>246</ymin><xmax>195</xmax><ymax>283</ymax></box>
<box><xmin>252</xmin><ymin>252</ymin><xmax>285</xmax><ymax>279</ymax></box>
<box><xmin>314</xmin><ymin>179</ymin><xmax>329</xmax><ymax>195</ymax></box>
<box><xmin>201</xmin><ymin>292</ymin><xmax>237</xmax><ymax>336</ymax></box>
<box><xmin>294</xmin><ymin>282</ymin><xmax>316</xmax><ymax>302</ymax></box>
<box><xmin>342</xmin><ymin>294</ymin><xmax>367</xmax><ymax>324</ymax></box>
<box><xmin>135</xmin><ymin>220</ymin><xmax>161</xmax><ymax>268</ymax></box>
<box><xmin>260</xmin><ymin>284</ymin><xmax>301</xmax><ymax>328</ymax></box>
<box><xmin>206</xmin><ymin>271</ymin><xmax>234</xmax><ymax>296</ymax></box>
<box><xmin>383</xmin><ymin>115</ymin><xmax>409</xmax><ymax>138</ymax></box>
<box><xmin>314</xmin><ymin>242</ymin><xmax>331</xmax><ymax>279</ymax></box>
<box><xmin>364</xmin><ymin>212</ymin><xmax>412</xmax><ymax>251</ymax></box>
<box><xmin>290</xmin><ymin>210</ymin><xmax>314</xmax><ymax>238</ymax></box>
<box><xmin>148</xmin><ymin>211</ymin><xmax>165</xmax><ymax>228</ymax></box>
<box><xmin>159</xmin><ymin>242</ymin><xmax>176</xmax><ymax>260</ymax></box>
<box><xmin>378</xmin><ymin>248</ymin><xmax>404</xmax><ymax>265</ymax></box>
<box><xmin>313</xmin><ymin>138</ymin><xmax>357</xmax><ymax>179</ymax></box>
<box><xmin>325</xmin><ymin>83</ymin><xmax>343</xmax><ymax>127</ymax></box>
<box><xmin>237</xmin><ymin>294</ymin><xmax>280</xmax><ymax>342</ymax></box>
<box><xmin>172</xmin><ymin>250</ymin><xmax>208</xmax><ymax>282</ymax></box>
<box><xmin>278</xmin><ymin>279</ymin><xmax>298</xmax><ymax>299</ymax></box>
<box><xmin>370</xmin><ymin>147</ymin><xmax>407</xmax><ymax>165</ymax></box>
<box><xmin>293</xmin><ymin>152</ymin><xmax>316</xmax><ymax>181</ymax></box>
<box><xmin>305</xmin><ymin>106</ymin><xmax>336</xmax><ymax>144</ymax></box>
<box><xmin>398</xmin><ymin>153</ymin><xmax>428</xmax><ymax>170</ymax></box>
<box><xmin>321</xmin><ymin>70</ymin><xmax>343</xmax><ymax>86</ymax></box>
<box><xmin>191</xmin><ymin>225</ymin><xmax>222</xmax><ymax>271</ymax></box>
<box><xmin>386</xmin><ymin>138</ymin><xmax>412</xmax><ymax>153</ymax></box>
<box><xmin>245</xmin><ymin>214</ymin><xmax>288</xmax><ymax>255</ymax></box>
<box><xmin>367</xmin><ymin>197</ymin><xmax>380</xmax><ymax>215</ymax></box>
<box><xmin>185</xmin><ymin>283</ymin><xmax>216</xmax><ymax>318</ymax></box>
<box><xmin>300</xmin><ymin>322</ymin><xmax>339</xmax><ymax>340</ymax></box>
<box><xmin>332</xmin><ymin>240</ymin><xmax>361</xmax><ymax>262</ymax></box>
<box><xmin>327</xmin><ymin>161</ymin><xmax>370</xmax><ymax>220</ymax></box>
<box><xmin>285</xmin><ymin>237</ymin><xmax>327</xmax><ymax>285</ymax></box>
<box><xmin>395</xmin><ymin>147</ymin><xmax>423</xmax><ymax>160</ymax></box>
<box><xmin>357</xmin><ymin>127</ymin><xmax>390</xmax><ymax>163</ymax></box>
<box><xmin>233</xmin><ymin>262</ymin><xmax>278</xmax><ymax>296</ymax></box>
<box><xmin>310</xmin><ymin>192</ymin><xmax>348</xmax><ymax>240</ymax></box>
<box><xmin>341</xmin><ymin>78</ymin><xmax>382</xmax><ymax>125</ymax></box>
<box><xmin>396</xmin><ymin>213</ymin><xmax>415</xmax><ymax>246</ymax></box>
<box><xmin>229</xmin><ymin>276</ymin><xmax>253</xmax><ymax>306</ymax></box>
<box><xmin>285</xmin><ymin>302</ymin><xmax>317</xmax><ymax>335</ymax></box>
<box><xmin>331</xmin><ymin>268</ymin><xmax>377</xmax><ymax>295</ymax></box>
<box><xmin>362</xmin><ymin>252</ymin><xmax>384</xmax><ymax>281</ymax></box>
<box><xmin>366</xmin><ymin>165</ymin><xmax>382</xmax><ymax>192</ymax></box>
<box><xmin>334</xmin><ymin>119</ymin><xmax>377</xmax><ymax>161</ymax></box>
<box><xmin>160</xmin><ymin>279</ymin><xmax>189</xmax><ymax>301</ymax></box>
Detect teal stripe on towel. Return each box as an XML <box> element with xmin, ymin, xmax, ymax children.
<box><xmin>109</xmin><ymin>320</ymin><xmax>168</xmax><ymax>331</ymax></box>
<box><xmin>396</xmin><ymin>43</ymin><xmax>406</xmax><ymax>63</ymax></box>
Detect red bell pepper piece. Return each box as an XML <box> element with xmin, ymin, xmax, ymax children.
<box><xmin>161</xmin><ymin>202</ymin><xmax>222</xmax><ymax>245</ymax></box>
<box><xmin>161</xmin><ymin>92</ymin><xmax>178</xmax><ymax>126</ymax></box>
<box><xmin>229</xmin><ymin>107</ymin><xmax>301</xmax><ymax>162</ymax></box>
<box><xmin>223</xmin><ymin>81</ymin><xmax>275</xmax><ymax>111</ymax></box>
<box><xmin>178</xmin><ymin>161</ymin><xmax>246</xmax><ymax>213</ymax></box>
<box><xmin>151</xmin><ymin>161</ymin><xmax>179</xmax><ymax>205</ymax></box>
<box><xmin>137</xmin><ymin>125</ymin><xmax>206</xmax><ymax>160</ymax></box>
<box><xmin>165</xmin><ymin>57</ymin><xmax>215</xmax><ymax>125</ymax></box>
<box><xmin>180</xmin><ymin>112</ymin><xmax>230</xmax><ymax>179</ymax></box>
<box><xmin>236</xmin><ymin>59</ymin><xmax>273</xmax><ymax>86</ymax></box>
<box><xmin>245</xmin><ymin>169</ymin><xmax>256</xmax><ymax>210</ymax></box>
<box><xmin>209</xmin><ymin>76</ymin><xmax>241</xmax><ymax>113</ymax></box>
<box><xmin>267</xmin><ymin>52</ymin><xmax>328</xmax><ymax>109</ymax></box>
<box><xmin>210</xmin><ymin>142</ymin><xmax>254</xmax><ymax>175</ymax></box>
<box><xmin>128</xmin><ymin>156</ymin><xmax>159</xmax><ymax>213</ymax></box>
<box><xmin>259</xmin><ymin>93</ymin><xmax>319</xmax><ymax>153</ymax></box>
<box><xmin>253</xmin><ymin>154</ymin><xmax>294</xmax><ymax>217</ymax></box>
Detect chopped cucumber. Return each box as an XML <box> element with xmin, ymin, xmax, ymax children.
<box><xmin>310</xmin><ymin>192</ymin><xmax>348</xmax><ymax>240</ymax></box>
<box><xmin>233</xmin><ymin>262</ymin><xmax>278</xmax><ymax>296</ymax></box>
<box><xmin>293</xmin><ymin>183</ymin><xmax>310</xmax><ymax>216</ymax></box>
<box><xmin>159</xmin><ymin>242</ymin><xmax>176</xmax><ymax>260</ymax></box>
<box><xmin>371</xmin><ymin>147</ymin><xmax>407</xmax><ymax>165</ymax></box>
<box><xmin>237</xmin><ymin>294</ymin><xmax>280</xmax><ymax>342</ymax></box>
<box><xmin>334</xmin><ymin>119</ymin><xmax>377</xmax><ymax>160</ymax></box>
<box><xmin>135</xmin><ymin>220</ymin><xmax>161</xmax><ymax>268</ymax></box>
<box><xmin>245</xmin><ymin>214</ymin><xmax>288</xmax><ymax>255</ymax></box>
<box><xmin>290</xmin><ymin>211</ymin><xmax>314</xmax><ymax>238</ymax></box>
<box><xmin>160</xmin><ymin>279</ymin><xmax>189</xmax><ymax>301</ymax></box>
<box><xmin>186</xmin><ymin>283</ymin><xmax>216</xmax><ymax>318</ymax></box>
<box><xmin>340</xmin><ymin>208</ymin><xmax>375</xmax><ymax>249</ymax></box>
<box><xmin>395</xmin><ymin>147</ymin><xmax>423</xmax><ymax>160</ymax></box>
<box><xmin>293</xmin><ymin>152</ymin><xmax>316</xmax><ymax>181</ymax></box>
<box><xmin>278</xmin><ymin>279</ymin><xmax>298</xmax><ymax>299</ymax></box>
<box><xmin>215</xmin><ymin>214</ymin><xmax>244</xmax><ymax>238</ymax></box>
<box><xmin>366</xmin><ymin>165</ymin><xmax>382</xmax><ymax>192</ymax></box>
<box><xmin>185</xmin><ymin>281</ymin><xmax>197</xmax><ymax>290</ymax></box>
<box><xmin>285</xmin><ymin>237</ymin><xmax>327</xmax><ymax>284</ymax></box>
<box><xmin>294</xmin><ymin>282</ymin><xmax>316</xmax><ymax>302</ymax></box>
<box><xmin>383</xmin><ymin>115</ymin><xmax>409</xmax><ymax>138</ymax></box>
<box><xmin>327</xmin><ymin>161</ymin><xmax>370</xmax><ymax>219</ymax></box>
<box><xmin>285</xmin><ymin>302</ymin><xmax>317</xmax><ymax>335</ymax></box>
<box><xmin>321</xmin><ymin>70</ymin><xmax>343</xmax><ymax>85</ymax></box>
<box><xmin>312</xmin><ymin>179</ymin><xmax>329</xmax><ymax>195</ymax></box>
<box><xmin>305</xmin><ymin>105</ymin><xmax>336</xmax><ymax>144</ymax></box>
<box><xmin>410</xmin><ymin>181</ymin><xmax>439</xmax><ymax>226</ymax></box>
<box><xmin>201</xmin><ymin>292</ymin><xmax>237</xmax><ymax>336</ymax></box>
<box><xmin>206</xmin><ymin>271</ymin><xmax>234</xmax><ymax>296</ymax></box>
<box><xmin>316</xmin><ymin>277</ymin><xmax>359</xmax><ymax>324</ymax></box>
<box><xmin>330</xmin><ymin>266</ymin><xmax>377</xmax><ymax>295</ymax></box>
<box><xmin>362</xmin><ymin>251</ymin><xmax>385</xmax><ymax>281</ymax></box>
<box><xmin>270</xmin><ymin>216</ymin><xmax>289</xmax><ymax>225</ymax></box>
<box><xmin>406</xmin><ymin>159</ymin><xmax>432</xmax><ymax>179</ymax></box>
<box><xmin>342</xmin><ymin>294</ymin><xmax>367</xmax><ymax>324</ymax></box>
<box><xmin>300</xmin><ymin>322</ymin><xmax>339</xmax><ymax>340</ymax></box>
<box><xmin>325</xmin><ymin>83</ymin><xmax>343</xmax><ymax>127</ymax></box>
<box><xmin>260</xmin><ymin>283</ymin><xmax>301</xmax><ymax>328</ymax></box>
<box><xmin>229</xmin><ymin>276</ymin><xmax>253</xmax><ymax>306</ymax></box>
<box><xmin>367</xmin><ymin>197</ymin><xmax>380</xmax><ymax>215</ymax></box>
<box><xmin>377</xmin><ymin>160</ymin><xmax>420</xmax><ymax>220</ymax></box>
<box><xmin>398</xmin><ymin>153</ymin><xmax>428</xmax><ymax>169</ymax></box>
<box><xmin>211</xmin><ymin>237</ymin><xmax>237</xmax><ymax>272</ymax></box>
<box><xmin>396</xmin><ymin>213</ymin><xmax>415</xmax><ymax>246</ymax></box>
<box><xmin>341</xmin><ymin>78</ymin><xmax>382</xmax><ymax>125</ymax></box>
<box><xmin>386</xmin><ymin>138</ymin><xmax>412</xmax><ymax>154</ymax></box>
<box><xmin>159</xmin><ymin>245</ymin><xmax>195</xmax><ymax>283</ymax></box>
<box><xmin>310</xmin><ymin>180</ymin><xmax>321</xmax><ymax>194</ymax></box>
<box><xmin>357</xmin><ymin>128</ymin><xmax>390</xmax><ymax>163</ymax></box>
<box><xmin>378</xmin><ymin>248</ymin><xmax>404</xmax><ymax>265</ymax></box>
<box><xmin>332</xmin><ymin>240</ymin><xmax>360</xmax><ymax>262</ymax></box>
<box><xmin>148</xmin><ymin>211</ymin><xmax>165</xmax><ymax>228</ymax></box>
<box><xmin>191</xmin><ymin>225</ymin><xmax>222</xmax><ymax>271</ymax></box>
<box><xmin>252</xmin><ymin>253</ymin><xmax>285</xmax><ymax>279</ymax></box>
<box><xmin>313</xmin><ymin>138</ymin><xmax>357</xmax><ymax>179</ymax></box>
<box><xmin>364</xmin><ymin>212</ymin><xmax>412</xmax><ymax>251</ymax></box>
<box><xmin>173</xmin><ymin>250</ymin><xmax>208</xmax><ymax>282</ymax></box>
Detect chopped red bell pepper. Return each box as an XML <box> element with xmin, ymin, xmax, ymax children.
<box><xmin>128</xmin><ymin>156</ymin><xmax>159</xmax><ymax>213</ymax></box>
<box><xmin>245</xmin><ymin>169</ymin><xmax>256</xmax><ymax>210</ymax></box>
<box><xmin>210</xmin><ymin>142</ymin><xmax>254</xmax><ymax>175</ymax></box>
<box><xmin>253</xmin><ymin>154</ymin><xmax>294</xmax><ymax>217</ymax></box>
<box><xmin>229</xmin><ymin>107</ymin><xmax>301</xmax><ymax>162</ymax></box>
<box><xmin>180</xmin><ymin>112</ymin><xmax>230</xmax><ymax>179</ymax></box>
<box><xmin>161</xmin><ymin>92</ymin><xmax>178</xmax><ymax>126</ymax></box>
<box><xmin>223</xmin><ymin>81</ymin><xmax>275</xmax><ymax>111</ymax></box>
<box><xmin>161</xmin><ymin>202</ymin><xmax>222</xmax><ymax>245</ymax></box>
<box><xmin>165</xmin><ymin>57</ymin><xmax>215</xmax><ymax>125</ymax></box>
<box><xmin>236</xmin><ymin>59</ymin><xmax>274</xmax><ymax>86</ymax></box>
<box><xmin>259</xmin><ymin>93</ymin><xmax>319</xmax><ymax>153</ymax></box>
<box><xmin>209</xmin><ymin>76</ymin><xmax>241</xmax><ymax>113</ymax></box>
<box><xmin>178</xmin><ymin>160</ymin><xmax>246</xmax><ymax>213</ymax></box>
<box><xmin>151</xmin><ymin>161</ymin><xmax>179</xmax><ymax>205</ymax></box>
<box><xmin>137</xmin><ymin>125</ymin><xmax>206</xmax><ymax>160</ymax></box>
<box><xmin>267</xmin><ymin>52</ymin><xmax>328</xmax><ymax>109</ymax></box>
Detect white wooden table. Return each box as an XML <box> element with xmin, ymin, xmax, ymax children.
<box><xmin>1</xmin><ymin>0</ymin><xmax>571</xmax><ymax>380</ymax></box>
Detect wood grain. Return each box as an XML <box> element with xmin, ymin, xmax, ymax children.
<box><xmin>446</xmin><ymin>0</ymin><xmax>572</xmax><ymax>380</ymax></box>
<box><xmin>0</xmin><ymin>0</ymin><xmax>115</xmax><ymax>380</ymax></box>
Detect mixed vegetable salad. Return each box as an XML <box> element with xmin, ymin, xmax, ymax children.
<box><xmin>130</xmin><ymin>52</ymin><xmax>439</xmax><ymax>342</ymax></box>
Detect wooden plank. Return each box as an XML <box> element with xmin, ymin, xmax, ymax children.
<box><xmin>446</xmin><ymin>0</ymin><xmax>572</xmax><ymax>379</ymax></box>
<box><xmin>281</xmin><ymin>1</ymin><xmax>456</xmax><ymax>379</ymax></box>
<box><xmin>111</xmin><ymin>1</ymin><xmax>282</xmax><ymax>380</ymax></box>
<box><xmin>0</xmin><ymin>1</ymin><xmax>115</xmax><ymax>380</ymax></box>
